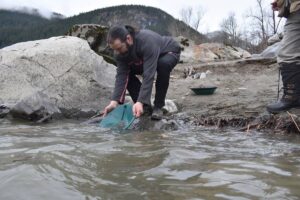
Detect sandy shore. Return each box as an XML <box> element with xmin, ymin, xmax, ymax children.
<box><xmin>167</xmin><ymin>58</ymin><xmax>300</xmax><ymax>133</ymax></box>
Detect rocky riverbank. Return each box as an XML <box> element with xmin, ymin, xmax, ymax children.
<box><xmin>0</xmin><ymin>30</ymin><xmax>299</xmax><ymax>134</ymax></box>
<box><xmin>167</xmin><ymin>60</ymin><xmax>300</xmax><ymax>134</ymax></box>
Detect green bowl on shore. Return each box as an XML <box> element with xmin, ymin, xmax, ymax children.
<box><xmin>190</xmin><ymin>86</ymin><xmax>217</xmax><ymax>95</ymax></box>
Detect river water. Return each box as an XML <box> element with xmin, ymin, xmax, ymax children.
<box><xmin>0</xmin><ymin>118</ymin><xmax>300</xmax><ymax>200</ymax></box>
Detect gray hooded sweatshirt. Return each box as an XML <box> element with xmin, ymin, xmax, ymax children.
<box><xmin>111</xmin><ymin>29</ymin><xmax>181</xmax><ymax>105</ymax></box>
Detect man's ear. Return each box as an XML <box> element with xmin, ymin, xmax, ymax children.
<box><xmin>126</xmin><ymin>35</ymin><xmax>133</xmax><ymax>45</ymax></box>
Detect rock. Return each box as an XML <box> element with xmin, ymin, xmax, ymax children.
<box><xmin>10</xmin><ymin>92</ymin><xmax>61</xmax><ymax>122</ymax></box>
<box><xmin>175</xmin><ymin>36</ymin><xmax>198</xmax><ymax>63</ymax></box>
<box><xmin>192</xmin><ymin>73</ymin><xmax>201</xmax><ymax>79</ymax></box>
<box><xmin>175</xmin><ymin>36</ymin><xmax>251</xmax><ymax>63</ymax></box>
<box><xmin>0</xmin><ymin>36</ymin><xmax>116</xmax><ymax>121</ymax></box>
<box><xmin>268</xmin><ymin>32</ymin><xmax>283</xmax><ymax>45</ymax></box>
<box><xmin>252</xmin><ymin>42</ymin><xmax>281</xmax><ymax>59</ymax></box>
<box><xmin>149</xmin><ymin>99</ymin><xmax>178</xmax><ymax>114</ymax></box>
<box><xmin>200</xmin><ymin>43</ymin><xmax>251</xmax><ymax>60</ymax></box>
<box><xmin>67</xmin><ymin>24</ymin><xmax>115</xmax><ymax>65</ymax></box>
<box><xmin>153</xmin><ymin>119</ymin><xmax>180</xmax><ymax>131</ymax></box>
<box><xmin>163</xmin><ymin>99</ymin><xmax>178</xmax><ymax>113</ymax></box>
<box><xmin>0</xmin><ymin>105</ymin><xmax>10</xmax><ymax>118</ymax></box>
<box><xmin>131</xmin><ymin>116</ymin><xmax>180</xmax><ymax>131</ymax></box>
<box><xmin>193</xmin><ymin>44</ymin><xmax>219</xmax><ymax>62</ymax></box>
<box><xmin>233</xmin><ymin>46</ymin><xmax>252</xmax><ymax>59</ymax></box>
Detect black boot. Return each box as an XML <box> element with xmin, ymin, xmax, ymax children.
<box><xmin>143</xmin><ymin>104</ymin><xmax>153</xmax><ymax>116</ymax></box>
<box><xmin>267</xmin><ymin>63</ymin><xmax>300</xmax><ymax>113</ymax></box>
<box><xmin>267</xmin><ymin>83</ymin><xmax>300</xmax><ymax>113</ymax></box>
<box><xmin>151</xmin><ymin>107</ymin><xmax>164</xmax><ymax>120</ymax></box>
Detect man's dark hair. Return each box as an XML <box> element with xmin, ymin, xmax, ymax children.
<box><xmin>107</xmin><ymin>25</ymin><xmax>136</xmax><ymax>44</ymax></box>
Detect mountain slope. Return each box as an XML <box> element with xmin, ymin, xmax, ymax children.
<box><xmin>0</xmin><ymin>9</ymin><xmax>50</xmax><ymax>47</ymax></box>
<box><xmin>0</xmin><ymin>5</ymin><xmax>206</xmax><ymax>48</ymax></box>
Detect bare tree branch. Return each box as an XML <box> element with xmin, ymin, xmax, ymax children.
<box><xmin>245</xmin><ymin>0</ymin><xmax>271</xmax><ymax>50</ymax></box>
<box><xmin>192</xmin><ymin>6</ymin><xmax>205</xmax><ymax>31</ymax></box>
<box><xmin>180</xmin><ymin>7</ymin><xmax>193</xmax><ymax>26</ymax></box>
<box><xmin>180</xmin><ymin>5</ymin><xmax>206</xmax><ymax>31</ymax></box>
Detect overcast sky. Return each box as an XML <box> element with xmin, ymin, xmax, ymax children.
<box><xmin>1</xmin><ymin>0</ymin><xmax>273</xmax><ymax>32</ymax></box>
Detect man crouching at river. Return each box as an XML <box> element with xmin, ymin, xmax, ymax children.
<box><xmin>103</xmin><ymin>25</ymin><xmax>181</xmax><ymax>120</ymax></box>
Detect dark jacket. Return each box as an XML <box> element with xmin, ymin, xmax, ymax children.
<box><xmin>111</xmin><ymin>29</ymin><xmax>181</xmax><ymax>105</ymax></box>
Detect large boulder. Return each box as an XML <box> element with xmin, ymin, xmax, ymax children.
<box><xmin>175</xmin><ymin>36</ymin><xmax>251</xmax><ymax>63</ymax></box>
<box><xmin>10</xmin><ymin>92</ymin><xmax>61</xmax><ymax>122</ymax></box>
<box><xmin>67</xmin><ymin>24</ymin><xmax>115</xmax><ymax>65</ymax></box>
<box><xmin>252</xmin><ymin>42</ymin><xmax>281</xmax><ymax>59</ymax></box>
<box><xmin>199</xmin><ymin>43</ymin><xmax>251</xmax><ymax>61</ymax></box>
<box><xmin>0</xmin><ymin>36</ymin><xmax>116</xmax><ymax>120</ymax></box>
<box><xmin>251</xmin><ymin>33</ymin><xmax>283</xmax><ymax>59</ymax></box>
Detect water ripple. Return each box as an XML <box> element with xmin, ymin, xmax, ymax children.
<box><xmin>0</xmin><ymin>122</ymin><xmax>300</xmax><ymax>199</ymax></box>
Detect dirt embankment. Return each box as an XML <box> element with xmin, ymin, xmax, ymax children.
<box><xmin>167</xmin><ymin>58</ymin><xmax>300</xmax><ymax>134</ymax></box>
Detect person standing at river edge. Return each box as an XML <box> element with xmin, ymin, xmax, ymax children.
<box><xmin>103</xmin><ymin>25</ymin><xmax>181</xmax><ymax>120</ymax></box>
<box><xmin>267</xmin><ymin>0</ymin><xmax>300</xmax><ymax>113</ymax></box>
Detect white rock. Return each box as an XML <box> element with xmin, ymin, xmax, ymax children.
<box><xmin>0</xmin><ymin>36</ymin><xmax>116</xmax><ymax>116</ymax></box>
<box><xmin>163</xmin><ymin>99</ymin><xmax>178</xmax><ymax>113</ymax></box>
<box><xmin>200</xmin><ymin>72</ymin><xmax>207</xmax><ymax>79</ymax></box>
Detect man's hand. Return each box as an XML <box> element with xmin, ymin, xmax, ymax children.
<box><xmin>103</xmin><ymin>101</ymin><xmax>118</xmax><ymax>116</ymax></box>
<box><xmin>133</xmin><ymin>102</ymin><xmax>143</xmax><ymax>118</ymax></box>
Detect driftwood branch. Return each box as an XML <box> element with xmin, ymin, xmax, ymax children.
<box><xmin>287</xmin><ymin>111</ymin><xmax>300</xmax><ymax>133</ymax></box>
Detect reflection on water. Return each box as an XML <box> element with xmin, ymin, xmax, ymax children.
<box><xmin>0</xmin><ymin>118</ymin><xmax>300</xmax><ymax>200</ymax></box>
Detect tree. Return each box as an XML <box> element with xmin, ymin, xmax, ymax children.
<box><xmin>192</xmin><ymin>6</ymin><xmax>205</xmax><ymax>31</ymax></box>
<box><xmin>220</xmin><ymin>12</ymin><xmax>239</xmax><ymax>45</ymax></box>
<box><xmin>180</xmin><ymin>7</ymin><xmax>193</xmax><ymax>26</ymax></box>
<box><xmin>245</xmin><ymin>0</ymin><xmax>274</xmax><ymax>51</ymax></box>
<box><xmin>180</xmin><ymin>5</ymin><xmax>205</xmax><ymax>31</ymax></box>
<box><xmin>268</xmin><ymin>9</ymin><xmax>285</xmax><ymax>35</ymax></box>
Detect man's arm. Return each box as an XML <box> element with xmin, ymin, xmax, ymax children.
<box><xmin>137</xmin><ymin>40</ymin><xmax>160</xmax><ymax>105</ymax></box>
<box><xmin>111</xmin><ymin>62</ymin><xmax>130</xmax><ymax>104</ymax></box>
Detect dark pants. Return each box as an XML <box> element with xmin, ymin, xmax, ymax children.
<box><xmin>277</xmin><ymin>10</ymin><xmax>300</xmax><ymax>65</ymax></box>
<box><xmin>127</xmin><ymin>52</ymin><xmax>180</xmax><ymax>108</ymax></box>
<box><xmin>278</xmin><ymin>10</ymin><xmax>300</xmax><ymax>95</ymax></box>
